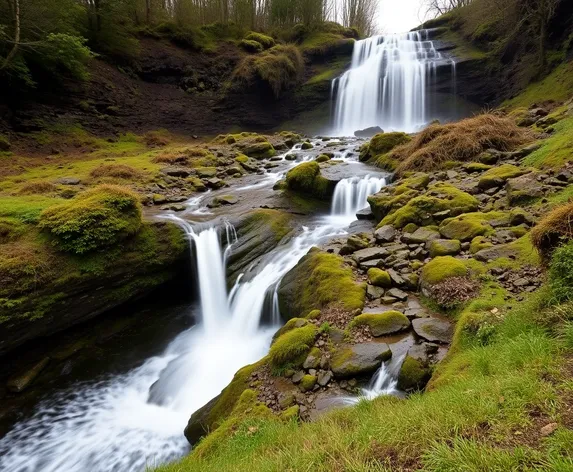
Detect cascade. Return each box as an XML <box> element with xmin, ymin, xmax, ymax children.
<box><xmin>332</xmin><ymin>30</ymin><xmax>456</xmax><ymax>135</ymax></box>
<box><xmin>331</xmin><ymin>175</ymin><xmax>386</xmax><ymax>219</ymax></box>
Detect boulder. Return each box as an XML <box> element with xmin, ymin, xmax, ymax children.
<box><xmin>506</xmin><ymin>173</ymin><xmax>545</xmax><ymax>204</ymax></box>
<box><xmin>374</xmin><ymin>225</ymin><xmax>396</xmax><ymax>243</ymax></box>
<box><xmin>478</xmin><ymin>165</ymin><xmax>529</xmax><ymax>190</ymax></box>
<box><xmin>300</xmin><ymin>375</ymin><xmax>317</xmax><ymax>392</ymax></box>
<box><xmin>352</xmin><ymin>247</ymin><xmax>389</xmax><ymax>264</ymax></box>
<box><xmin>403</xmin><ymin>227</ymin><xmax>440</xmax><ymax>244</ymax></box>
<box><xmin>367</xmin><ymin>268</ymin><xmax>392</xmax><ymax>288</ymax></box>
<box><xmin>397</xmin><ymin>355</ymin><xmax>431</xmax><ymax>391</ymax></box>
<box><xmin>427</xmin><ymin>239</ymin><xmax>461</xmax><ymax>258</ymax></box>
<box><xmin>331</xmin><ymin>343</ymin><xmax>392</xmax><ymax>378</ymax></box>
<box><xmin>350</xmin><ymin>311</ymin><xmax>410</xmax><ymax>336</ymax></box>
<box><xmin>412</xmin><ymin>317</ymin><xmax>453</xmax><ymax>343</ymax></box>
<box><xmin>354</xmin><ymin>126</ymin><xmax>383</xmax><ymax>138</ymax></box>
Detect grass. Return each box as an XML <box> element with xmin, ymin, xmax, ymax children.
<box><xmin>387</xmin><ymin>114</ymin><xmax>533</xmax><ymax>175</ymax></box>
<box><xmin>523</xmin><ymin>117</ymin><xmax>573</xmax><ymax>169</ymax></box>
<box><xmin>532</xmin><ymin>202</ymin><xmax>573</xmax><ymax>263</ymax></box>
<box><xmin>503</xmin><ymin>61</ymin><xmax>573</xmax><ymax>109</ymax></box>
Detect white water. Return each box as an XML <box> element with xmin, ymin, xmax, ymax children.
<box><xmin>331</xmin><ymin>175</ymin><xmax>386</xmax><ymax>219</ymax></box>
<box><xmin>332</xmin><ymin>30</ymin><xmax>456</xmax><ymax>135</ymax></box>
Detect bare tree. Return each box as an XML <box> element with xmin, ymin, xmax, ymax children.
<box><xmin>341</xmin><ymin>0</ymin><xmax>377</xmax><ymax>36</ymax></box>
<box><xmin>523</xmin><ymin>0</ymin><xmax>561</xmax><ymax>69</ymax></box>
<box><xmin>424</xmin><ymin>0</ymin><xmax>472</xmax><ymax>18</ymax></box>
<box><xmin>1</xmin><ymin>0</ymin><xmax>20</xmax><ymax>70</ymax></box>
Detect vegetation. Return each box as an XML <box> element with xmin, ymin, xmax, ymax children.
<box><xmin>285</xmin><ymin>161</ymin><xmax>335</xmax><ymax>199</ymax></box>
<box><xmin>268</xmin><ymin>325</ymin><xmax>318</xmax><ymax>370</ymax></box>
<box><xmin>350</xmin><ymin>311</ymin><xmax>410</xmax><ymax>336</ymax></box>
<box><xmin>531</xmin><ymin>201</ymin><xmax>573</xmax><ymax>263</ymax></box>
<box><xmin>421</xmin><ymin>256</ymin><xmax>469</xmax><ymax>286</ymax></box>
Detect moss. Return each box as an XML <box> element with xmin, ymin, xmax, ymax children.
<box><xmin>279</xmin><ymin>249</ymin><xmax>366</xmax><ymax>318</ymax></box>
<box><xmin>245</xmin><ymin>32</ymin><xmax>275</xmax><ymax>49</ymax></box>
<box><xmin>367</xmin><ymin>268</ymin><xmax>391</xmax><ymax>288</ymax></box>
<box><xmin>350</xmin><ymin>311</ymin><xmax>410</xmax><ymax>336</ymax></box>
<box><xmin>300</xmin><ymin>375</ymin><xmax>317</xmax><ymax>392</ymax></box>
<box><xmin>0</xmin><ymin>217</ymin><xmax>27</xmax><ymax>243</ymax></box>
<box><xmin>285</xmin><ymin>161</ymin><xmax>335</xmax><ymax>200</ymax></box>
<box><xmin>439</xmin><ymin>212</ymin><xmax>502</xmax><ymax>241</ymax></box>
<box><xmin>243</xmin><ymin>141</ymin><xmax>276</xmax><ymax>160</ymax></box>
<box><xmin>269</xmin><ymin>325</ymin><xmax>318</xmax><ymax>370</ymax></box>
<box><xmin>464</xmin><ymin>162</ymin><xmax>492</xmax><ymax>173</ymax></box>
<box><xmin>398</xmin><ymin>355</ymin><xmax>431</xmax><ymax>391</ymax></box>
<box><xmin>421</xmin><ymin>256</ymin><xmax>468</xmax><ymax>286</ymax></box>
<box><xmin>38</xmin><ymin>185</ymin><xmax>142</xmax><ymax>254</ymax></box>
<box><xmin>306</xmin><ymin>309</ymin><xmax>321</xmax><ymax>320</ymax></box>
<box><xmin>239</xmin><ymin>39</ymin><xmax>263</xmax><ymax>53</ymax></box>
<box><xmin>235</xmin><ymin>153</ymin><xmax>249</xmax><ymax>164</ymax></box>
<box><xmin>523</xmin><ymin>117</ymin><xmax>573</xmax><ymax>169</ymax></box>
<box><xmin>478</xmin><ymin>164</ymin><xmax>529</xmax><ymax>190</ymax></box>
<box><xmin>280</xmin><ymin>405</ymin><xmax>300</xmax><ymax>422</ymax></box>
<box><xmin>301</xmin><ymin>142</ymin><xmax>314</xmax><ymax>150</ymax></box>
<box><xmin>428</xmin><ymin>239</ymin><xmax>461</xmax><ymax>257</ymax></box>
<box><xmin>470</xmin><ymin>236</ymin><xmax>493</xmax><ymax>254</ymax></box>
<box><xmin>273</xmin><ymin>318</ymin><xmax>309</xmax><ymax>340</ymax></box>
<box><xmin>315</xmin><ymin>154</ymin><xmax>330</xmax><ymax>163</ymax></box>
<box><xmin>299</xmin><ymin>32</ymin><xmax>354</xmax><ymax>56</ymax></box>
<box><xmin>380</xmin><ymin>183</ymin><xmax>479</xmax><ymax>229</ymax></box>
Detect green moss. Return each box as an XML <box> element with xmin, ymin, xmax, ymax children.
<box><xmin>367</xmin><ymin>268</ymin><xmax>391</xmax><ymax>288</ymax></box>
<box><xmin>235</xmin><ymin>153</ymin><xmax>249</xmax><ymax>164</ymax></box>
<box><xmin>300</xmin><ymin>375</ymin><xmax>317</xmax><ymax>392</ymax></box>
<box><xmin>523</xmin><ymin>117</ymin><xmax>573</xmax><ymax>169</ymax></box>
<box><xmin>285</xmin><ymin>161</ymin><xmax>334</xmax><ymax>200</ymax></box>
<box><xmin>239</xmin><ymin>39</ymin><xmax>264</xmax><ymax>53</ymax></box>
<box><xmin>315</xmin><ymin>154</ymin><xmax>330</xmax><ymax>163</ymax></box>
<box><xmin>439</xmin><ymin>212</ymin><xmax>503</xmax><ymax>241</ymax></box>
<box><xmin>306</xmin><ymin>309</ymin><xmax>321</xmax><ymax>320</ymax></box>
<box><xmin>301</xmin><ymin>142</ymin><xmax>314</xmax><ymax>150</ymax></box>
<box><xmin>470</xmin><ymin>236</ymin><xmax>493</xmax><ymax>254</ymax></box>
<box><xmin>428</xmin><ymin>239</ymin><xmax>461</xmax><ymax>257</ymax></box>
<box><xmin>463</xmin><ymin>162</ymin><xmax>493</xmax><ymax>173</ymax></box>
<box><xmin>398</xmin><ymin>355</ymin><xmax>431</xmax><ymax>391</ymax></box>
<box><xmin>380</xmin><ymin>183</ymin><xmax>479</xmax><ymax>229</ymax></box>
<box><xmin>299</xmin><ymin>32</ymin><xmax>354</xmax><ymax>56</ymax></box>
<box><xmin>478</xmin><ymin>164</ymin><xmax>528</xmax><ymax>190</ymax></box>
<box><xmin>350</xmin><ymin>311</ymin><xmax>410</xmax><ymax>336</ymax></box>
<box><xmin>0</xmin><ymin>217</ymin><xmax>27</xmax><ymax>243</ymax></box>
<box><xmin>269</xmin><ymin>325</ymin><xmax>318</xmax><ymax>370</ymax></box>
<box><xmin>243</xmin><ymin>141</ymin><xmax>276</xmax><ymax>160</ymax></box>
<box><xmin>421</xmin><ymin>256</ymin><xmax>468</xmax><ymax>286</ymax></box>
<box><xmin>273</xmin><ymin>318</ymin><xmax>309</xmax><ymax>340</ymax></box>
<box><xmin>245</xmin><ymin>32</ymin><xmax>275</xmax><ymax>49</ymax></box>
<box><xmin>280</xmin><ymin>405</ymin><xmax>300</xmax><ymax>422</ymax></box>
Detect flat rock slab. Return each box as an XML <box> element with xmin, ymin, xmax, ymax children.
<box><xmin>353</xmin><ymin>247</ymin><xmax>389</xmax><ymax>263</ymax></box>
<box><xmin>331</xmin><ymin>342</ymin><xmax>392</xmax><ymax>378</ymax></box>
<box><xmin>412</xmin><ymin>318</ymin><xmax>453</xmax><ymax>344</ymax></box>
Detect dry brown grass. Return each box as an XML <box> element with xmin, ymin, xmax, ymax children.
<box><xmin>18</xmin><ymin>181</ymin><xmax>57</xmax><ymax>195</ymax></box>
<box><xmin>152</xmin><ymin>147</ymin><xmax>212</xmax><ymax>165</ymax></box>
<box><xmin>144</xmin><ymin>130</ymin><xmax>170</xmax><ymax>147</ymax></box>
<box><xmin>90</xmin><ymin>164</ymin><xmax>143</xmax><ymax>180</ymax></box>
<box><xmin>390</xmin><ymin>114</ymin><xmax>533</xmax><ymax>175</ymax></box>
<box><xmin>531</xmin><ymin>202</ymin><xmax>573</xmax><ymax>263</ymax></box>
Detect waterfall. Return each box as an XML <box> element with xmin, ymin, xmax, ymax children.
<box><xmin>332</xmin><ymin>30</ymin><xmax>455</xmax><ymax>135</ymax></box>
<box><xmin>360</xmin><ymin>354</ymin><xmax>405</xmax><ymax>400</ymax></box>
<box><xmin>331</xmin><ymin>175</ymin><xmax>386</xmax><ymax>219</ymax></box>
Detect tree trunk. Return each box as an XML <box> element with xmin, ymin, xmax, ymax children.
<box><xmin>1</xmin><ymin>0</ymin><xmax>20</xmax><ymax>71</ymax></box>
<box><xmin>146</xmin><ymin>0</ymin><xmax>151</xmax><ymax>24</ymax></box>
<box><xmin>539</xmin><ymin>16</ymin><xmax>547</xmax><ymax>71</ymax></box>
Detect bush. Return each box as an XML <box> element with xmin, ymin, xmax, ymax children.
<box><xmin>39</xmin><ymin>185</ymin><xmax>142</xmax><ymax>254</ymax></box>
<box><xmin>232</xmin><ymin>45</ymin><xmax>304</xmax><ymax>98</ymax></box>
<box><xmin>388</xmin><ymin>114</ymin><xmax>533</xmax><ymax>175</ymax></box>
<box><xmin>549</xmin><ymin>241</ymin><xmax>573</xmax><ymax>303</ymax></box>
<box><xmin>531</xmin><ymin>202</ymin><xmax>573</xmax><ymax>263</ymax></box>
<box><xmin>239</xmin><ymin>39</ymin><xmax>263</xmax><ymax>53</ymax></box>
<box><xmin>39</xmin><ymin>33</ymin><xmax>94</xmax><ymax>81</ymax></box>
<box><xmin>245</xmin><ymin>32</ymin><xmax>275</xmax><ymax>49</ymax></box>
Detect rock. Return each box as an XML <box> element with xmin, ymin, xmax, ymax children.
<box><xmin>317</xmin><ymin>370</ymin><xmax>333</xmax><ymax>387</ymax></box>
<box><xmin>292</xmin><ymin>371</ymin><xmax>305</xmax><ymax>383</ymax></box>
<box><xmin>387</xmin><ymin>269</ymin><xmax>406</xmax><ymax>287</ymax></box>
<box><xmin>386</xmin><ymin>288</ymin><xmax>408</xmax><ymax>301</ymax></box>
<box><xmin>163</xmin><ymin>167</ymin><xmax>192</xmax><ymax>177</ymax></box>
<box><xmin>412</xmin><ymin>317</ymin><xmax>453</xmax><ymax>343</ymax></box>
<box><xmin>303</xmin><ymin>349</ymin><xmax>321</xmax><ymax>369</ymax></box>
<box><xmin>478</xmin><ymin>164</ymin><xmax>528</xmax><ymax>190</ymax></box>
<box><xmin>300</xmin><ymin>375</ymin><xmax>317</xmax><ymax>392</ymax></box>
<box><xmin>244</xmin><ymin>142</ymin><xmax>276</xmax><ymax>160</ymax></box>
<box><xmin>374</xmin><ymin>225</ymin><xmax>396</xmax><ymax>243</ymax></box>
<box><xmin>397</xmin><ymin>355</ymin><xmax>431</xmax><ymax>391</ymax></box>
<box><xmin>285</xmin><ymin>153</ymin><xmax>298</xmax><ymax>161</ymax></box>
<box><xmin>331</xmin><ymin>343</ymin><xmax>392</xmax><ymax>378</ymax></box>
<box><xmin>381</xmin><ymin>295</ymin><xmax>398</xmax><ymax>304</ymax></box>
<box><xmin>353</xmin><ymin>247</ymin><xmax>389</xmax><ymax>264</ymax></box>
<box><xmin>354</xmin><ymin>126</ymin><xmax>383</xmax><ymax>138</ymax></box>
<box><xmin>474</xmin><ymin>245</ymin><xmax>519</xmax><ymax>262</ymax></box>
<box><xmin>184</xmin><ymin>394</ymin><xmax>220</xmax><ymax>445</ymax></box>
<box><xmin>506</xmin><ymin>173</ymin><xmax>545</xmax><ymax>204</ymax></box>
<box><xmin>427</xmin><ymin>239</ymin><xmax>461</xmax><ymax>258</ymax></box>
<box><xmin>152</xmin><ymin>194</ymin><xmax>167</xmax><ymax>204</ymax></box>
<box><xmin>340</xmin><ymin>235</ymin><xmax>369</xmax><ymax>255</ymax></box>
<box><xmin>225</xmin><ymin>166</ymin><xmax>244</xmax><ymax>176</ymax></box>
<box><xmin>403</xmin><ymin>227</ymin><xmax>440</xmax><ymax>244</ymax></box>
<box><xmin>367</xmin><ymin>268</ymin><xmax>392</xmax><ymax>288</ymax></box>
<box><xmin>356</xmin><ymin>208</ymin><xmax>374</xmax><ymax>220</ymax></box>
<box><xmin>7</xmin><ymin>357</ymin><xmax>50</xmax><ymax>393</ymax></box>
<box><xmin>540</xmin><ymin>423</ymin><xmax>559</xmax><ymax>437</ymax></box>
<box><xmin>351</xmin><ymin>311</ymin><xmax>410</xmax><ymax>336</ymax></box>
<box><xmin>56</xmin><ymin>177</ymin><xmax>81</xmax><ymax>185</ymax></box>
<box><xmin>367</xmin><ymin>285</ymin><xmax>385</xmax><ymax>299</ymax></box>
<box><xmin>205</xmin><ymin>178</ymin><xmax>226</xmax><ymax>189</ymax></box>
<box><xmin>196</xmin><ymin>167</ymin><xmax>218</xmax><ymax>178</ymax></box>
<box><xmin>217</xmin><ymin>195</ymin><xmax>238</xmax><ymax>205</ymax></box>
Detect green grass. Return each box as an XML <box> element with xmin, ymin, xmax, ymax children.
<box><xmin>504</xmin><ymin>61</ymin><xmax>573</xmax><ymax>109</ymax></box>
<box><xmin>523</xmin><ymin>117</ymin><xmax>573</xmax><ymax>169</ymax></box>
<box><xmin>305</xmin><ymin>60</ymin><xmax>348</xmax><ymax>85</ymax></box>
<box><xmin>0</xmin><ymin>196</ymin><xmax>63</xmax><ymax>223</ymax></box>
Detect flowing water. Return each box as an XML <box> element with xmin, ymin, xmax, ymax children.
<box><xmin>332</xmin><ymin>30</ymin><xmax>456</xmax><ymax>135</ymax></box>
<box><xmin>331</xmin><ymin>175</ymin><xmax>386</xmax><ymax>220</ymax></box>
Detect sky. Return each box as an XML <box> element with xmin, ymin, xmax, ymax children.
<box><xmin>377</xmin><ymin>0</ymin><xmax>426</xmax><ymax>34</ymax></box>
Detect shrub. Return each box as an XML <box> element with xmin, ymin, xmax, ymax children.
<box><xmin>38</xmin><ymin>185</ymin><xmax>142</xmax><ymax>254</ymax></box>
<box><xmin>245</xmin><ymin>32</ymin><xmax>275</xmax><ymax>49</ymax></box>
<box><xmin>549</xmin><ymin>241</ymin><xmax>573</xmax><ymax>303</ymax></box>
<box><xmin>531</xmin><ymin>202</ymin><xmax>573</xmax><ymax>263</ymax></box>
<box><xmin>232</xmin><ymin>45</ymin><xmax>304</xmax><ymax>98</ymax></box>
<box><xmin>388</xmin><ymin>114</ymin><xmax>533</xmax><ymax>175</ymax></box>
<box><xmin>90</xmin><ymin>164</ymin><xmax>142</xmax><ymax>180</ymax></box>
<box><xmin>239</xmin><ymin>39</ymin><xmax>263</xmax><ymax>53</ymax></box>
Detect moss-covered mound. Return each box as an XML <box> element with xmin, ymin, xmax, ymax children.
<box><xmin>360</xmin><ymin>132</ymin><xmax>412</xmax><ymax>169</ymax></box>
<box><xmin>244</xmin><ymin>32</ymin><xmax>275</xmax><ymax>49</ymax></box>
<box><xmin>421</xmin><ymin>256</ymin><xmax>468</xmax><ymax>286</ymax></box>
<box><xmin>285</xmin><ymin>161</ymin><xmax>337</xmax><ymax>200</ymax></box>
<box><xmin>477</xmin><ymin>164</ymin><xmax>529</xmax><ymax>190</ymax></box>
<box><xmin>439</xmin><ymin>212</ymin><xmax>499</xmax><ymax>241</ymax></box>
<box><xmin>367</xmin><ymin>268</ymin><xmax>391</xmax><ymax>288</ymax></box>
<box><xmin>531</xmin><ymin>201</ymin><xmax>573</xmax><ymax>263</ymax></box>
<box><xmin>397</xmin><ymin>355</ymin><xmax>431</xmax><ymax>392</ymax></box>
<box><xmin>38</xmin><ymin>185</ymin><xmax>142</xmax><ymax>254</ymax></box>
<box><xmin>350</xmin><ymin>311</ymin><xmax>410</xmax><ymax>336</ymax></box>
<box><xmin>278</xmin><ymin>248</ymin><xmax>366</xmax><ymax>319</ymax></box>
<box><xmin>377</xmin><ymin>183</ymin><xmax>479</xmax><ymax>229</ymax></box>
<box><xmin>268</xmin><ymin>325</ymin><xmax>318</xmax><ymax>370</ymax></box>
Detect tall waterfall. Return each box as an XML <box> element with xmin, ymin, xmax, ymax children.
<box><xmin>332</xmin><ymin>30</ymin><xmax>455</xmax><ymax>135</ymax></box>
<box><xmin>331</xmin><ymin>175</ymin><xmax>386</xmax><ymax>220</ymax></box>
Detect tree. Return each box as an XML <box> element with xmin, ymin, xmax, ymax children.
<box><xmin>423</xmin><ymin>0</ymin><xmax>473</xmax><ymax>18</ymax></box>
<box><xmin>522</xmin><ymin>0</ymin><xmax>561</xmax><ymax>70</ymax></box>
<box><xmin>341</xmin><ymin>0</ymin><xmax>377</xmax><ymax>36</ymax></box>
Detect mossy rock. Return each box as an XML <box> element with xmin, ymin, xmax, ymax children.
<box><xmin>245</xmin><ymin>32</ymin><xmax>275</xmax><ymax>49</ymax></box>
<box><xmin>478</xmin><ymin>164</ymin><xmax>529</xmax><ymax>190</ymax></box>
<box><xmin>300</xmin><ymin>375</ymin><xmax>317</xmax><ymax>392</ymax></box>
<box><xmin>268</xmin><ymin>325</ymin><xmax>318</xmax><ymax>370</ymax></box>
<box><xmin>421</xmin><ymin>256</ymin><xmax>468</xmax><ymax>286</ymax></box>
<box><xmin>439</xmin><ymin>212</ymin><xmax>503</xmax><ymax>241</ymax></box>
<box><xmin>278</xmin><ymin>249</ymin><xmax>366</xmax><ymax>319</ymax></box>
<box><xmin>331</xmin><ymin>342</ymin><xmax>392</xmax><ymax>378</ymax></box>
<box><xmin>379</xmin><ymin>183</ymin><xmax>479</xmax><ymax>229</ymax></box>
<box><xmin>301</xmin><ymin>142</ymin><xmax>314</xmax><ymax>150</ymax></box>
<box><xmin>243</xmin><ymin>141</ymin><xmax>276</xmax><ymax>160</ymax></box>
<box><xmin>285</xmin><ymin>161</ymin><xmax>337</xmax><ymax>200</ymax></box>
<box><xmin>360</xmin><ymin>132</ymin><xmax>411</xmax><ymax>164</ymax></box>
<box><xmin>470</xmin><ymin>236</ymin><xmax>494</xmax><ymax>254</ymax></box>
<box><xmin>235</xmin><ymin>153</ymin><xmax>249</xmax><ymax>164</ymax></box>
<box><xmin>38</xmin><ymin>185</ymin><xmax>142</xmax><ymax>255</ymax></box>
<box><xmin>315</xmin><ymin>154</ymin><xmax>330</xmax><ymax>163</ymax></box>
<box><xmin>350</xmin><ymin>311</ymin><xmax>410</xmax><ymax>336</ymax></box>
<box><xmin>239</xmin><ymin>39</ymin><xmax>263</xmax><ymax>53</ymax></box>
<box><xmin>463</xmin><ymin>162</ymin><xmax>492</xmax><ymax>173</ymax></box>
<box><xmin>272</xmin><ymin>318</ymin><xmax>309</xmax><ymax>341</ymax></box>
<box><xmin>397</xmin><ymin>355</ymin><xmax>431</xmax><ymax>391</ymax></box>
<box><xmin>428</xmin><ymin>239</ymin><xmax>461</xmax><ymax>258</ymax></box>
<box><xmin>196</xmin><ymin>167</ymin><xmax>217</xmax><ymax>178</ymax></box>
<box><xmin>367</xmin><ymin>268</ymin><xmax>392</xmax><ymax>288</ymax></box>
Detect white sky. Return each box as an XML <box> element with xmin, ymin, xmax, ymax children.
<box><xmin>377</xmin><ymin>0</ymin><xmax>426</xmax><ymax>34</ymax></box>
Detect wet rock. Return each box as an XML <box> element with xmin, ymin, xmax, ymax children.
<box><xmin>356</xmin><ymin>208</ymin><xmax>374</xmax><ymax>220</ymax></box>
<box><xmin>354</xmin><ymin>126</ymin><xmax>383</xmax><ymax>138</ymax></box>
<box><xmin>205</xmin><ymin>178</ymin><xmax>226</xmax><ymax>189</ymax></box>
<box><xmin>331</xmin><ymin>343</ymin><xmax>392</xmax><ymax>378</ymax></box>
<box><xmin>374</xmin><ymin>225</ymin><xmax>396</xmax><ymax>243</ymax></box>
<box><xmin>7</xmin><ymin>357</ymin><xmax>50</xmax><ymax>393</ymax></box>
<box><xmin>397</xmin><ymin>355</ymin><xmax>431</xmax><ymax>392</ymax></box>
<box><xmin>412</xmin><ymin>318</ymin><xmax>453</xmax><ymax>343</ymax></box>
